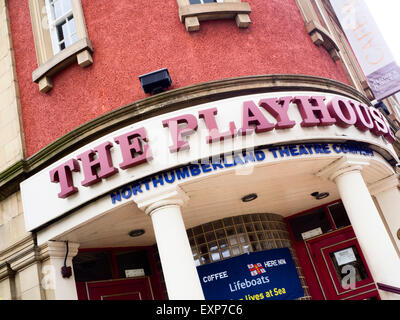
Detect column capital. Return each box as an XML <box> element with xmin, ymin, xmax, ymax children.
<box><xmin>316</xmin><ymin>156</ymin><xmax>370</xmax><ymax>182</ymax></box>
<box><xmin>135</xmin><ymin>186</ymin><xmax>190</xmax><ymax>216</ymax></box>
<box><xmin>368</xmin><ymin>174</ymin><xmax>400</xmax><ymax>196</ymax></box>
<box><xmin>40</xmin><ymin>241</ymin><xmax>80</xmax><ymax>261</ymax></box>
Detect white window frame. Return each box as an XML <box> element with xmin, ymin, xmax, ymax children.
<box><xmin>45</xmin><ymin>0</ymin><xmax>78</xmax><ymax>55</ymax></box>
<box><xmin>29</xmin><ymin>0</ymin><xmax>93</xmax><ymax>93</ymax></box>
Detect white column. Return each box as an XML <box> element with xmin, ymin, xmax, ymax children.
<box><xmin>369</xmin><ymin>175</ymin><xmax>400</xmax><ymax>252</ymax></box>
<box><xmin>136</xmin><ymin>187</ymin><xmax>204</xmax><ymax>300</ymax></box>
<box><xmin>318</xmin><ymin>157</ymin><xmax>400</xmax><ymax>300</ymax></box>
<box><xmin>40</xmin><ymin>241</ymin><xmax>80</xmax><ymax>300</ymax></box>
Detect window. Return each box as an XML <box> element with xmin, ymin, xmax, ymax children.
<box><xmin>29</xmin><ymin>0</ymin><xmax>93</xmax><ymax>93</ymax></box>
<box><xmin>73</xmin><ymin>251</ymin><xmax>114</xmax><ymax>282</ymax></box>
<box><xmin>327</xmin><ymin>202</ymin><xmax>351</xmax><ymax>229</ymax></box>
<box><xmin>177</xmin><ymin>0</ymin><xmax>251</xmax><ymax>32</ymax></box>
<box><xmin>329</xmin><ymin>245</ymin><xmax>370</xmax><ymax>284</ymax></box>
<box><xmin>73</xmin><ymin>248</ymin><xmax>155</xmax><ymax>282</ymax></box>
<box><xmin>45</xmin><ymin>0</ymin><xmax>78</xmax><ymax>54</ymax></box>
<box><xmin>287</xmin><ymin>201</ymin><xmax>352</xmax><ymax>242</ymax></box>
<box><xmin>115</xmin><ymin>250</ymin><xmax>152</xmax><ymax>278</ymax></box>
<box><xmin>288</xmin><ymin>208</ymin><xmax>333</xmax><ymax>242</ymax></box>
<box><xmin>187</xmin><ymin>214</ymin><xmax>294</xmax><ymax>266</ymax></box>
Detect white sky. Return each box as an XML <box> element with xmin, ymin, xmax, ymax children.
<box><xmin>364</xmin><ymin>0</ymin><xmax>400</xmax><ymax>65</ymax></box>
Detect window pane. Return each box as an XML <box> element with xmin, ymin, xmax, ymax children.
<box><xmin>73</xmin><ymin>251</ymin><xmax>113</xmax><ymax>282</ymax></box>
<box><xmin>62</xmin><ymin>22</ymin><xmax>70</xmax><ymax>47</ymax></box>
<box><xmin>289</xmin><ymin>208</ymin><xmax>332</xmax><ymax>241</ymax></box>
<box><xmin>56</xmin><ymin>21</ymin><xmax>66</xmax><ymax>42</ymax></box>
<box><xmin>51</xmin><ymin>0</ymin><xmax>72</xmax><ymax>19</ymax></box>
<box><xmin>329</xmin><ymin>245</ymin><xmax>370</xmax><ymax>289</ymax></box>
<box><xmin>71</xmin><ymin>33</ymin><xmax>78</xmax><ymax>44</ymax></box>
<box><xmin>221</xmin><ymin>249</ymin><xmax>231</xmax><ymax>258</ymax></box>
<box><xmin>328</xmin><ymin>202</ymin><xmax>351</xmax><ymax>229</ymax></box>
<box><xmin>201</xmin><ymin>254</ymin><xmax>210</xmax><ymax>264</ymax></box>
<box><xmin>199</xmin><ymin>244</ymin><xmax>208</xmax><ymax>254</ymax></box>
<box><xmin>68</xmin><ymin>17</ymin><xmax>77</xmax><ymax>35</ymax></box>
<box><xmin>68</xmin><ymin>18</ymin><xmax>78</xmax><ymax>47</ymax></box>
<box><xmin>53</xmin><ymin>0</ymin><xmax>63</xmax><ymax>19</ymax></box>
<box><xmin>211</xmin><ymin>252</ymin><xmax>221</xmax><ymax>262</ymax></box>
<box><xmin>62</xmin><ymin>0</ymin><xmax>72</xmax><ymax>13</ymax></box>
<box><xmin>56</xmin><ymin>17</ymin><xmax>77</xmax><ymax>50</ymax></box>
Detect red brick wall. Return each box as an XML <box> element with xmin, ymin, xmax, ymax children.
<box><xmin>8</xmin><ymin>0</ymin><xmax>350</xmax><ymax>157</ymax></box>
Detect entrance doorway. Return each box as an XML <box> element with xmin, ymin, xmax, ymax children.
<box><xmin>84</xmin><ymin>277</ymin><xmax>155</xmax><ymax>300</ymax></box>
<box><xmin>286</xmin><ymin>201</ymin><xmax>380</xmax><ymax>300</ymax></box>
<box><xmin>72</xmin><ymin>246</ymin><xmax>164</xmax><ymax>300</ymax></box>
<box><xmin>306</xmin><ymin>227</ymin><xmax>379</xmax><ymax>299</ymax></box>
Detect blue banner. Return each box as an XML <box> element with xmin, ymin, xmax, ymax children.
<box><xmin>196</xmin><ymin>248</ymin><xmax>304</xmax><ymax>300</ymax></box>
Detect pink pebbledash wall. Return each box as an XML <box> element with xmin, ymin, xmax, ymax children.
<box><xmin>8</xmin><ymin>0</ymin><xmax>350</xmax><ymax>157</ymax></box>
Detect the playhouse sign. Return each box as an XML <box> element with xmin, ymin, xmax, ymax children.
<box><xmin>49</xmin><ymin>94</ymin><xmax>394</xmax><ymax>199</ymax></box>
<box><xmin>20</xmin><ymin>92</ymin><xmax>395</xmax><ymax>231</ymax></box>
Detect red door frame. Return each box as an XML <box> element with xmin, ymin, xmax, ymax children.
<box><xmin>74</xmin><ymin>246</ymin><xmax>165</xmax><ymax>300</ymax></box>
<box><xmin>285</xmin><ymin>199</ymin><xmax>340</xmax><ymax>300</ymax></box>
<box><xmin>284</xmin><ymin>200</ymin><xmax>379</xmax><ymax>300</ymax></box>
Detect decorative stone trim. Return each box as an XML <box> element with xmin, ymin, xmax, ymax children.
<box><xmin>0</xmin><ymin>236</ymin><xmax>39</xmax><ymax>275</ymax></box>
<box><xmin>8</xmin><ymin>247</ymin><xmax>41</xmax><ymax>273</ymax></box>
<box><xmin>295</xmin><ymin>0</ymin><xmax>340</xmax><ymax>61</ymax></box>
<box><xmin>0</xmin><ymin>160</ymin><xmax>29</xmax><ymax>201</ymax></box>
<box><xmin>136</xmin><ymin>186</ymin><xmax>190</xmax><ymax>216</ymax></box>
<box><xmin>39</xmin><ymin>241</ymin><xmax>80</xmax><ymax>262</ymax></box>
<box><xmin>368</xmin><ymin>175</ymin><xmax>400</xmax><ymax>196</ymax></box>
<box><xmin>0</xmin><ymin>74</ymin><xmax>371</xmax><ymax>201</ymax></box>
<box><xmin>361</xmin><ymin>80</ymin><xmax>374</xmax><ymax>101</ymax></box>
<box><xmin>177</xmin><ymin>1</ymin><xmax>251</xmax><ymax>32</ymax></box>
<box><xmin>32</xmin><ymin>38</ymin><xmax>94</xmax><ymax>91</ymax></box>
<box><xmin>0</xmin><ymin>263</ymin><xmax>15</xmax><ymax>281</ymax></box>
<box><xmin>0</xmin><ymin>263</ymin><xmax>16</xmax><ymax>300</ymax></box>
<box><xmin>0</xmin><ymin>236</ymin><xmax>36</xmax><ymax>264</ymax></box>
<box><xmin>305</xmin><ymin>20</ymin><xmax>340</xmax><ymax>61</ymax></box>
<box><xmin>316</xmin><ymin>156</ymin><xmax>370</xmax><ymax>182</ymax></box>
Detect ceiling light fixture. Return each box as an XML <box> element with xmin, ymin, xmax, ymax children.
<box><xmin>311</xmin><ymin>192</ymin><xmax>330</xmax><ymax>200</ymax></box>
<box><xmin>129</xmin><ymin>229</ymin><xmax>145</xmax><ymax>237</ymax></box>
<box><xmin>241</xmin><ymin>193</ymin><xmax>258</xmax><ymax>202</ymax></box>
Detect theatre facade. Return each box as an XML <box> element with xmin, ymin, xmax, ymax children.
<box><xmin>18</xmin><ymin>78</ymin><xmax>400</xmax><ymax>300</ymax></box>
<box><xmin>1</xmin><ymin>0</ymin><xmax>400</xmax><ymax>300</ymax></box>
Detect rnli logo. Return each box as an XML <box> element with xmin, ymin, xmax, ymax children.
<box><xmin>247</xmin><ymin>263</ymin><xmax>266</xmax><ymax>276</ymax></box>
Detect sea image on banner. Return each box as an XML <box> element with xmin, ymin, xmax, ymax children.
<box><xmin>196</xmin><ymin>247</ymin><xmax>304</xmax><ymax>300</ymax></box>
